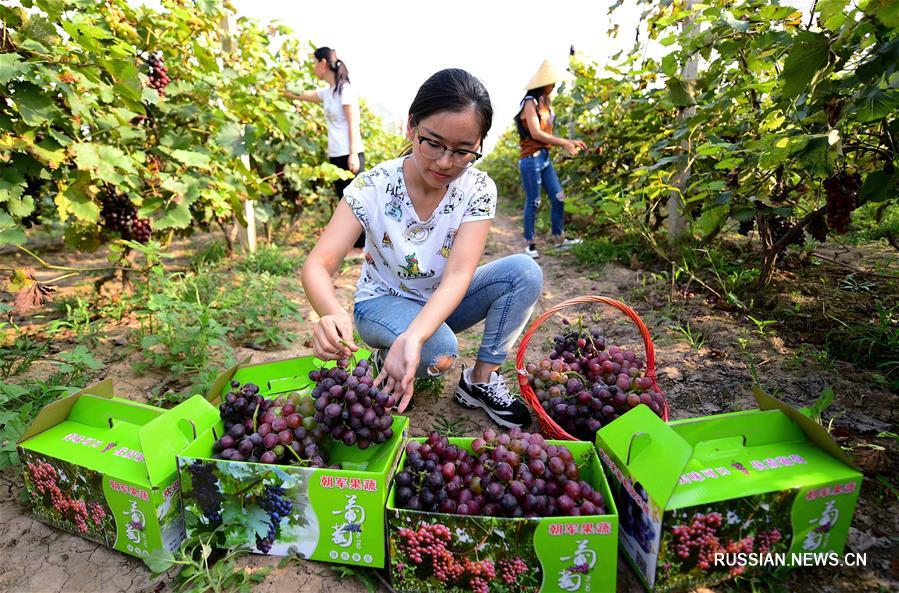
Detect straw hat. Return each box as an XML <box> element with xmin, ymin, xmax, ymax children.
<box><xmin>525</xmin><ymin>59</ymin><xmax>566</xmax><ymax>91</ymax></box>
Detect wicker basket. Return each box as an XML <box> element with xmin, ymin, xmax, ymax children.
<box><xmin>515</xmin><ymin>296</ymin><xmax>670</xmax><ymax>440</ymax></box>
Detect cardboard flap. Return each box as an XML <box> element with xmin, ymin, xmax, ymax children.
<box><xmin>68</xmin><ymin>394</ymin><xmax>163</xmax><ymax>429</ymax></box>
<box><xmin>140</xmin><ymin>395</ymin><xmax>222</xmax><ymax>485</ymax></box>
<box><xmin>596</xmin><ymin>405</ymin><xmax>693</xmax><ymax>506</ymax></box>
<box><xmin>206</xmin><ymin>356</ymin><xmax>253</xmax><ymax>405</ymax></box>
<box><xmin>17</xmin><ymin>379</ymin><xmax>116</xmax><ymax>444</ymax></box>
<box><xmin>753</xmin><ymin>387</ymin><xmax>860</xmax><ymax>470</ymax></box>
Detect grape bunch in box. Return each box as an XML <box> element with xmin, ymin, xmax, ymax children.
<box><xmin>178</xmin><ymin>354</ymin><xmax>408</xmax><ymax>567</ymax></box>
<box><xmin>387</xmin><ymin>429</ymin><xmax>619</xmax><ymax>592</ymax></box>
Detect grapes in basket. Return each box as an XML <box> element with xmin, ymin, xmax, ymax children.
<box><xmin>394</xmin><ymin>428</ymin><xmax>607</xmax><ymax>518</ymax></box>
<box><xmin>525</xmin><ymin>320</ymin><xmax>665</xmax><ymax>440</ymax></box>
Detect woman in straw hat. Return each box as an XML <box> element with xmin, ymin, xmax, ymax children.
<box><xmin>515</xmin><ymin>59</ymin><xmax>586</xmax><ymax>259</ymax></box>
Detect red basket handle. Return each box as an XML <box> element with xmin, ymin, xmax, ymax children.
<box><xmin>515</xmin><ymin>296</ymin><xmax>669</xmax><ymax>440</ymax></box>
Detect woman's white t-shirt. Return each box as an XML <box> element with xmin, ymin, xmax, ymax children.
<box><xmin>317</xmin><ymin>83</ymin><xmax>364</xmax><ymax>157</ymax></box>
<box><xmin>343</xmin><ymin>157</ymin><xmax>497</xmax><ymax>303</ymax></box>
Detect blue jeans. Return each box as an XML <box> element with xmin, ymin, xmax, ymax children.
<box><xmin>353</xmin><ymin>254</ymin><xmax>543</xmax><ymax>378</ymax></box>
<box><xmin>519</xmin><ymin>148</ymin><xmax>565</xmax><ymax>242</ymax></box>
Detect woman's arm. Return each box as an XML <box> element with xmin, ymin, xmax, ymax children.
<box><xmin>284</xmin><ymin>89</ymin><xmax>322</xmax><ymax>103</ymax></box>
<box><xmin>377</xmin><ymin>219</ymin><xmax>492</xmax><ymax>410</ymax></box>
<box><xmin>521</xmin><ymin>100</ymin><xmax>585</xmax><ymax>155</ymax></box>
<box><xmin>343</xmin><ymin>103</ymin><xmax>361</xmax><ymax>173</ymax></box>
<box><xmin>301</xmin><ymin>199</ymin><xmax>363</xmax><ymax>359</ymax></box>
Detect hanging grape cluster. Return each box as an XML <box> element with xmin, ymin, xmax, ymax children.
<box><xmin>99</xmin><ymin>188</ymin><xmax>152</xmax><ymax>243</ymax></box>
<box><xmin>824</xmin><ymin>170</ymin><xmax>861</xmax><ymax>234</ymax></box>
<box><xmin>146</xmin><ymin>52</ymin><xmax>170</xmax><ymax>94</ymax></box>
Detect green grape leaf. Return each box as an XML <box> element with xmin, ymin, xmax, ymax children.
<box><xmin>853</xmin><ymin>88</ymin><xmax>899</xmax><ymax>123</ymax></box>
<box><xmin>0</xmin><ymin>53</ymin><xmax>27</xmax><ymax>85</ymax></box>
<box><xmin>11</xmin><ymin>83</ymin><xmax>57</xmax><ymax>126</ymax></box>
<box><xmin>154</xmin><ymin>201</ymin><xmax>191</xmax><ymax>230</ymax></box>
<box><xmin>781</xmin><ymin>32</ymin><xmax>830</xmax><ymax>99</ymax></box>
<box><xmin>0</xmin><ymin>212</ymin><xmax>26</xmax><ymax>245</ymax></box>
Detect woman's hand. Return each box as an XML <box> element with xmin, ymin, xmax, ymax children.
<box><xmin>563</xmin><ymin>139</ymin><xmax>586</xmax><ymax>156</ymax></box>
<box><xmin>312</xmin><ymin>312</ymin><xmax>359</xmax><ymax>360</ymax></box>
<box><xmin>373</xmin><ymin>332</ymin><xmax>422</xmax><ymax>413</ymax></box>
<box><xmin>348</xmin><ymin>152</ymin><xmax>360</xmax><ymax>174</ymax></box>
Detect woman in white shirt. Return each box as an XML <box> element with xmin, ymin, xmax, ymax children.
<box><xmin>301</xmin><ymin>69</ymin><xmax>541</xmax><ymax>428</ymax></box>
<box><xmin>285</xmin><ymin>47</ymin><xmax>365</xmax><ymax>249</ymax></box>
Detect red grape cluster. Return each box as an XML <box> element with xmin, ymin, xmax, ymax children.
<box><xmin>754</xmin><ymin>528</ymin><xmax>782</xmax><ymax>554</ymax></box>
<box><xmin>671</xmin><ymin>512</ymin><xmax>785</xmax><ymax>574</ymax></box>
<box><xmin>213</xmin><ymin>381</ymin><xmax>331</xmax><ymax>467</ymax></box>
<box><xmin>25</xmin><ymin>462</ymin><xmax>105</xmax><ymax>534</ymax></box>
<box><xmin>146</xmin><ymin>52</ymin><xmax>170</xmax><ymax>94</ymax></box>
<box><xmin>671</xmin><ymin>512</ymin><xmax>723</xmax><ymax>569</ymax></box>
<box><xmin>396</xmin><ymin>524</ymin><xmax>495</xmax><ymax>592</ymax></box>
<box><xmin>88</xmin><ymin>502</ymin><xmax>106</xmax><ymax>525</ymax></box>
<box><xmin>99</xmin><ymin>188</ymin><xmax>152</xmax><ymax>243</ymax></box>
<box><xmin>824</xmin><ymin>170</ymin><xmax>861</xmax><ymax>234</ymax></box>
<box><xmin>394</xmin><ymin>428</ymin><xmax>607</xmax><ymax>518</ymax></box>
<box><xmin>309</xmin><ymin>357</ymin><xmax>395</xmax><ymax>449</ymax></box>
<box><xmin>527</xmin><ymin>322</ymin><xmax>664</xmax><ymax>440</ymax></box>
<box><xmin>498</xmin><ymin>557</ymin><xmax>527</xmax><ymax>583</ymax></box>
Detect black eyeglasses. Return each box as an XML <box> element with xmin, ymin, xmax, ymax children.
<box><xmin>416</xmin><ymin>129</ymin><xmax>482</xmax><ymax>168</ymax></box>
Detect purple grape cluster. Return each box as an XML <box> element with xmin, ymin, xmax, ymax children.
<box><xmin>213</xmin><ymin>381</ymin><xmax>332</xmax><ymax>467</ymax></box>
<box><xmin>394</xmin><ymin>428</ymin><xmax>607</xmax><ymax>518</ymax></box>
<box><xmin>309</xmin><ymin>358</ymin><xmax>396</xmax><ymax>449</ymax></box>
<box><xmin>255</xmin><ymin>484</ymin><xmax>292</xmax><ymax>553</ymax></box>
<box><xmin>147</xmin><ymin>52</ymin><xmax>170</xmax><ymax>93</ymax></box>
<box><xmin>99</xmin><ymin>188</ymin><xmax>152</xmax><ymax>243</ymax></box>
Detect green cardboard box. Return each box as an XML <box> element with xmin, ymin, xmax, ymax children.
<box><xmin>386</xmin><ymin>438</ymin><xmax>619</xmax><ymax>593</ymax></box>
<box><xmin>17</xmin><ymin>380</ymin><xmax>220</xmax><ymax>559</ymax></box>
<box><xmin>595</xmin><ymin>388</ymin><xmax>863</xmax><ymax>592</ymax></box>
<box><xmin>177</xmin><ymin>354</ymin><xmax>409</xmax><ymax>568</ymax></box>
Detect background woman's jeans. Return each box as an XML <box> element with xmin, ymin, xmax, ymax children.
<box><xmin>519</xmin><ymin>148</ymin><xmax>564</xmax><ymax>242</ymax></box>
<box><xmin>354</xmin><ymin>254</ymin><xmax>543</xmax><ymax>378</ymax></box>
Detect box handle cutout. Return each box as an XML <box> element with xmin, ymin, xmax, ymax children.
<box><xmin>627</xmin><ymin>432</ymin><xmax>652</xmax><ymax>465</ymax></box>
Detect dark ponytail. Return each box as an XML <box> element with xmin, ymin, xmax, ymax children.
<box><xmin>314</xmin><ymin>46</ymin><xmax>350</xmax><ymax>95</ymax></box>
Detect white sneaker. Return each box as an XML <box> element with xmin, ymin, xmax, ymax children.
<box><xmin>558</xmin><ymin>237</ymin><xmax>582</xmax><ymax>251</ymax></box>
<box><xmin>524</xmin><ymin>244</ymin><xmax>540</xmax><ymax>258</ymax></box>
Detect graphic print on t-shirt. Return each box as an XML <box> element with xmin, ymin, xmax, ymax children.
<box><xmin>439</xmin><ymin>228</ymin><xmax>458</xmax><ymax>258</ymax></box>
<box><xmin>398</xmin><ymin>282</ymin><xmax>425</xmax><ymax>299</ymax></box>
<box><xmin>403</xmin><ymin>219</ymin><xmax>436</xmax><ymax>244</ymax></box>
<box><xmin>441</xmin><ymin>187</ymin><xmax>465</xmax><ymax>214</ymax></box>
<box><xmin>398</xmin><ymin>253</ymin><xmax>435</xmax><ymax>279</ymax></box>
<box><xmin>465</xmin><ymin>193</ymin><xmax>495</xmax><ymax>218</ymax></box>
<box><xmin>343</xmin><ymin>157</ymin><xmax>497</xmax><ymax>304</ymax></box>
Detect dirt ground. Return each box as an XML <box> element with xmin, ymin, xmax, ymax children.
<box><xmin>0</xmin><ymin>210</ymin><xmax>896</xmax><ymax>593</ymax></box>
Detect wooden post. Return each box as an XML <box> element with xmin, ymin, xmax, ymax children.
<box><xmin>219</xmin><ymin>13</ymin><xmax>256</xmax><ymax>253</ymax></box>
<box><xmin>667</xmin><ymin>0</ymin><xmax>698</xmax><ymax>249</ymax></box>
